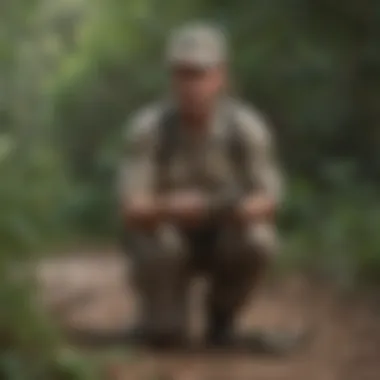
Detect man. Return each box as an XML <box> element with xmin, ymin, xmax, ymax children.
<box><xmin>118</xmin><ymin>22</ymin><xmax>283</xmax><ymax>348</ymax></box>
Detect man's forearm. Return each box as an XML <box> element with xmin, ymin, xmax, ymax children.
<box><xmin>124</xmin><ymin>191</ymin><xmax>216</xmax><ymax>228</ymax></box>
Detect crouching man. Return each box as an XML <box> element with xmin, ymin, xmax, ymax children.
<box><xmin>118</xmin><ymin>22</ymin><xmax>283</xmax><ymax>348</ymax></box>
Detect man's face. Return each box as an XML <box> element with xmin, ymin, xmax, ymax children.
<box><xmin>171</xmin><ymin>64</ymin><xmax>226</xmax><ymax>111</ymax></box>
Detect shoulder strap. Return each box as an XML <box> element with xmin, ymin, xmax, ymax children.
<box><xmin>226</xmin><ymin>102</ymin><xmax>246</xmax><ymax>168</ymax></box>
<box><xmin>156</xmin><ymin>105</ymin><xmax>179</xmax><ymax>167</ymax></box>
<box><xmin>226</xmin><ymin>103</ymin><xmax>254</xmax><ymax>191</ymax></box>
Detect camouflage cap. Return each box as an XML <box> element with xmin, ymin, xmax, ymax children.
<box><xmin>166</xmin><ymin>22</ymin><xmax>227</xmax><ymax>68</ymax></box>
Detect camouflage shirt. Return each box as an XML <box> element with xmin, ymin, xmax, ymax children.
<box><xmin>118</xmin><ymin>98</ymin><xmax>284</xmax><ymax>205</ymax></box>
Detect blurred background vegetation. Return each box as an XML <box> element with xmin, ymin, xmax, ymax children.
<box><xmin>1</xmin><ymin>0</ymin><xmax>380</xmax><ymax>378</ymax></box>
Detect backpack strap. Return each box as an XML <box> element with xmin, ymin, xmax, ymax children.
<box><xmin>156</xmin><ymin>105</ymin><xmax>179</xmax><ymax>167</ymax></box>
<box><xmin>227</xmin><ymin>113</ymin><xmax>246</xmax><ymax>169</ymax></box>
<box><xmin>226</xmin><ymin>103</ymin><xmax>255</xmax><ymax>192</ymax></box>
<box><xmin>154</xmin><ymin>105</ymin><xmax>179</xmax><ymax>191</ymax></box>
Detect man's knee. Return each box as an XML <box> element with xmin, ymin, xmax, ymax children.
<box><xmin>125</xmin><ymin>224</ymin><xmax>188</xmax><ymax>291</ymax></box>
<box><xmin>243</xmin><ymin>222</ymin><xmax>278</xmax><ymax>260</ymax></box>
<box><xmin>156</xmin><ymin>224</ymin><xmax>188</xmax><ymax>257</ymax></box>
<box><xmin>218</xmin><ymin>223</ymin><xmax>278</xmax><ymax>264</ymax></box>
<box><xmin>127</xmin><ymin>224</ymin><xmax>187</xmax><ymax>262</ymax></box>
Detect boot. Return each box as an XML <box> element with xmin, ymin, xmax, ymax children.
<box><xmin>205</xmin><ymin>306</ymin><xmax>307</xmax><ymax>354</ymax></box>
<box><xmin>205</xmin><ymin>306</ymin><xmax>235</xmax><ymax>347</ymax></box>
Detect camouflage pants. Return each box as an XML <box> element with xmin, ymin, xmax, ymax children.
<box><xmin>125</xmin><ymin>222</ymin><xmax>278</xmax><ymax>341</ymax></box>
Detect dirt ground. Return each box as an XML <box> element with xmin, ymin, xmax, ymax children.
<box><xmin>37</xmin><ymin>249</ymin><xmax>380</xmax><ymax>380</ymax></box>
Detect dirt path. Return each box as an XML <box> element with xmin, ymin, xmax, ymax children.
<box><xmin>37</xmin><ymin>250</ymin><xmax>380</xmax><ymax>380</ymax></box>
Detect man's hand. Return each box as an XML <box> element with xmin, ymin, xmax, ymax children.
<box><xmin>235</xmin><ymin>194</ymin><xmax>275</xmax><ymax>224</ymax></box>
<box><xmin>164</xmin><ymin>190</ymin><xmax>208</xmax><ymax>226</ymax></box>
<box><xmin>123</xmin><ymin>196</ymin><xmax>160</xmax><ymax>228</ymax></box>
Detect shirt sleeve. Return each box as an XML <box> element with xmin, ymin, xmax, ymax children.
<box><xmin>116</xmin><ymin>108</ymin><xmax>158</xmax><ymax>203</ymax></box>
<box><xmin>239</xmin><ymin>109</ymin><xmax>284</xmax><ymax>204</ymax></box>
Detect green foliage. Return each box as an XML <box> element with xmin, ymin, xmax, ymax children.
<box><xmin>1</xmin><ymin>0</ymin><xmax>380</xmax><ymax>378</ymax></box>
<box><xmin>0</xmin><ymin>1</ymin><xmax>99</xmax><ymax>378</ymax></box>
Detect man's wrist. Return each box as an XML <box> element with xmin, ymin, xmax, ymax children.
<box><xmin>236</xmin><ymin>195</ymin><xmax>276</xmax><ymax>223</ymax></box>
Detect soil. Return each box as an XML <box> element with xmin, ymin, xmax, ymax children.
<box><xmin>36</xmin><ymin>248</ymin><xmax>380</xmax><ymax>380</ymax></box>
